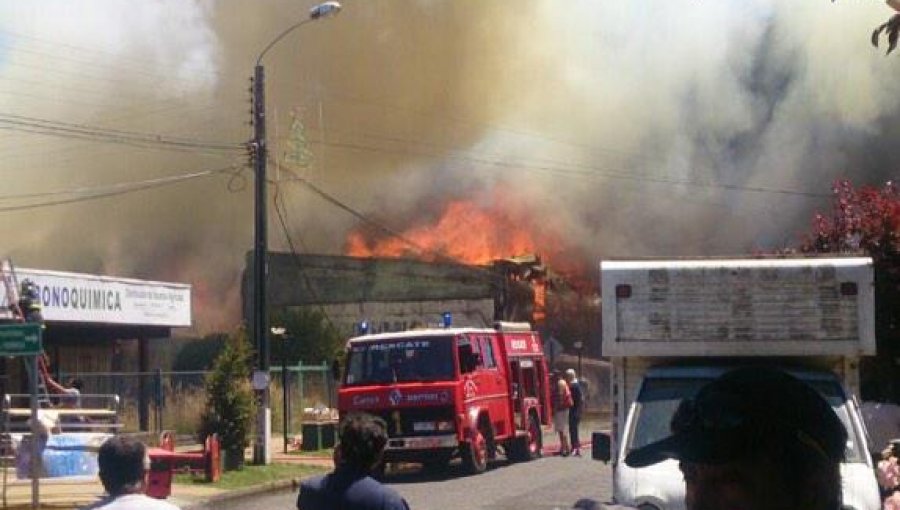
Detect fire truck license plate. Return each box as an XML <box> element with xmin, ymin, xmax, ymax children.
<box><xmin>413</xmin><ymin>422</ymin><xmax>436</xmax><ymax>432</ymax></box>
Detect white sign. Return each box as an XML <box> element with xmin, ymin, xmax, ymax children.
<box><xmin>5</xmin><ymin>267</ymin><xmax>191</xmax><ymax>327</ymax></box>
<box><xmin>252</xmin><ymin>370</ymin><xmax>270</xmax><ymax>390</ymax></box>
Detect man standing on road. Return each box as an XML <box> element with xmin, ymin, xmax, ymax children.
<box><xmin>624</xmin><ymin>367</ymin><xmax>846</xmax><ymax>510</ymax></box>
<box><xmin>565</xmin><ymin>369</ymin><xmax>585</xmax><ymax>457</ymax></box>
<box><xmin>298</xmin><ymin>412</ymin><xmax>410</xmax><ymax>510</ymax></box>
<box><xmin>81</xmin><ymin>436</ymin><xmax>180</xmax><ymax>510</ymax></box>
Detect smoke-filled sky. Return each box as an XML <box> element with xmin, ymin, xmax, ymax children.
<box><xmin>0</xmin><ymin>1</ymin><xmax>898</xmax><ymax>333</ymax></box>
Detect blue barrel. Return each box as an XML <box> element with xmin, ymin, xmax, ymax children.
<box><xmin>17</xmin><ymin>433</ymin><xmax>113</xmax><ymax>478</ymax></box>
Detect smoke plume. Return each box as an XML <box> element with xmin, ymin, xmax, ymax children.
<box><xmin>1</xmin><ymin>1</ymin><xmax>899</xmax><ymax>333</ymax></box>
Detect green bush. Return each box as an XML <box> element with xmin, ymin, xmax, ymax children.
<box><xmin>199</xmin><ymin>327</ymin><xmax>254</xmax><ymax>469</ymax></box>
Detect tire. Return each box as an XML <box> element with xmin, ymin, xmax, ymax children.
<box><xmin>525</xmin><ymin>414</ymin><xmax>543</xmax><ymax>459</ymax></box>
<box><xmin>509</xmin><ymin>413</ymin><xmax>543</xmax><ymax>462</ymax></box>
<box><xmin>461</xmin><ymin>428</ymin><xmax>488</xmax><ymax>474</ymax></box>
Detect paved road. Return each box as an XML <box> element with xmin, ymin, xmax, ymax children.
<box><xmin>202</xmin><ymin>453</ymin><xmax>613</xmax><ymax>510</ymax></box>
<box><xmin>198</xmin><ymin>417</ymin><xmax>616</xmax><ymax>510</ymax></box>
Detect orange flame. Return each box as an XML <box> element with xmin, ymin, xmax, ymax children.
<box><xmin>346</xmin><ymin>198</ymin><xmax>550</xmax><ymax>265</ymax></box>
<box><xmin>344</xmin><ymin>191</ymin><xmax>596</xmax><ymax>326</ymax></box>
<box><xmin>533</xmin><ymin>279</ymin><xmax>547</xmax><ymax>324</ymax></box>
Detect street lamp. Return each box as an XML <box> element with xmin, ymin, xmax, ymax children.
<box><xmin>271</xmin><ymin>327</ymin><xmax>290</xmax><ymax>454</ymax></box>
<box><xmin>250</xmin><ymin>0</ymin><xmax>342</xmax><ymax>465</ymax></box>
<box><xmin>573</xmin><ymin>341</ymin><xmax>584</xmax><ymax>376</ymax></box>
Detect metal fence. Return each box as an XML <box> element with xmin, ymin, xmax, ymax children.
<box><xmin>58</xmin><ymin>362</ymin><xmax>334</xmax><ymax>436</ymax></box>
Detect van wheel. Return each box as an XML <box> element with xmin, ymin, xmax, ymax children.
<box><xmin>462</xmin><ymin>429</ymin><xmax>488</xmax><ymax>474</ymax></box>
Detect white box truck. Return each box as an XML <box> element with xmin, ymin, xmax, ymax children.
<box><xmin>593</xmin><ymin>257</ymin><xmax>881</xmax><ymax>510</ymax></box>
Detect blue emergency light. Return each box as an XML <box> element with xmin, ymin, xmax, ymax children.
<box><xmin>359</xmin><ymin>320</ymin><xmax>370</xmax><ymax>335</ymax></box>
<box><xmin>442</xmin><ymin>312</ymin><xmax>452</xmax><ymax>328</ymax></box>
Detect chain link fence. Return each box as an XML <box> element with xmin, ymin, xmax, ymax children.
<box><xmin>58</xmin><ymin>362</ymin><xmax>334</xmax><ymax>436</ymax></box>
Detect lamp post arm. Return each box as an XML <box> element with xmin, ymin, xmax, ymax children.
<box><xmin>256</xmin><ymin>18</ymin><xmax>315</xmax><ymax>66</ymax></box>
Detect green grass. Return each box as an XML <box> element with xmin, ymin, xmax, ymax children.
<box><xmin>285</xmin><ymin>447</ymin><xmax>334</xmax><ymax>457</ymax></box>
<box><xmin>173</xmin><ymin>463</ymin><xmax>329</xmax><ymax>490</ymax></box>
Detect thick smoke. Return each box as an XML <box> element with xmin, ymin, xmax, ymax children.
<box><xmin>1</xmin><ymin>1</ymin><xmax>899</xmax><ymax>332</ymax></box>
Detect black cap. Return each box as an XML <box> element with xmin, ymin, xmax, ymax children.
<box><xmin>624</xmin><ymin>367</ymin><xmax>847</xmax><ymax>468</ymax></box>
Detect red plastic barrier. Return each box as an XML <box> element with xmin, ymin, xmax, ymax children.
<box><xmin>145</xmin><ymin>432</ymin><xmax>221</xmax><ymax>499</ymax></box>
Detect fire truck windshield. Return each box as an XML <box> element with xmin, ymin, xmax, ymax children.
<box><xmin>344</xmin><ymin>336</ymin><xmax>456</xmax><ymax>385</ymax></box>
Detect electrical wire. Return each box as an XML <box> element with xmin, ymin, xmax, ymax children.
<box><xmin>272</xmin><ymin>183</ymin><xmax>337</xmax><ymax>329</ymax></box>
<box><xmin>0</xmin><ymin>164</ymin><xmax>244</xmax><ymax>212</ymax></box>
<box><xmin>0</xmin><ymin>113</ymin><xmax>244</xmax><ymax>153</ymax></box>
<box><xmin>273</xmin><ymin>160</ymin><xmax>507</xmax><ymax>285</ymax></box>
<box><xmin>295</xmin><ymin>134</ymin><xmax>831</xmax><ymax>199</ymax></box>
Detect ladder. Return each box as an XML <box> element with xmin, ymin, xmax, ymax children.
<box><xmin>1</xmin><ymin>259</ymin><xmax>50</xmax><ymax>406</ymax></box>
<box><xmin>0</xmin><ymin>259</ymin><xmax>22</xmax><ymax>322</ymax></box>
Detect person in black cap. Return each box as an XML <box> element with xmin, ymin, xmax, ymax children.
<box><xmin>625</xmin><ymin>366</ymin><xmax>847</xmax><ymax>510</ymax></box>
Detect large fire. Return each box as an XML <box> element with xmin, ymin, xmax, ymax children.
<box><xmin>344</xmin><ymin>194</ymin><xmax>580</xmax><ymax>325</ymax></box>
<box><xmin>345</xmin><ymin>198</ymin><xmax>560</xmax><ymax>265</ymax></box>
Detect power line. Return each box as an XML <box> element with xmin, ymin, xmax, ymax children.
<box><xmin>292</xmin><ymin>133</ymin><xmax>831</xmax><ymax>199</ymax></box>
<box><xmin>279</xmin><ymin>93</ymin><xmax>830</xmax><ymax>199</ymax></box>
<box><xmin>0</xmin><ymin>113</ymin><xmax>244</xmax><ymax>153</ymax></box>
<box><xmin>0</xmin><ymin>164</ymin><xmax>243</xmax><ymax>212</ymax></box>
<box><xmin>315</xmin><ymin>91</ymin><xmax>641</xmax><ymax>161</ymax></box>
<box><xmin>273</xmin><ymin>160</ymin><xmax>505</xmax><ymax>285</ymax></box>
<box><xmin>272</xmin><ymin>185</ymin><xmax>337</xmax><ymax>329</ymax></box>
<box><xmin>0</xmin><ymin>28</ymin><xmax>224</xmax><ymax>83</ymax></box>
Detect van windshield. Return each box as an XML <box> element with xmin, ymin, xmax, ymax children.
<box><xmin>344</xmin><ymin>336</ymin><xmax>455</xmax><ymax>385</ymax></box>
<box><xmin>628</xmin><ymin>376</ymin><xmax>866</xmax><ymax>464</ymax></box>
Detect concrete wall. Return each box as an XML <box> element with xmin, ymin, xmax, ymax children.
<box><xmin>289</xmin><ymin>297</ymin><xmax>495</xmax><ymax>338</ymax></box>
<box><xmin>250</xmin><ymin>252</ymin><xmax>511</xmax><ymax>335</ymax></box>
<box><xmin>256</xmin><ymin>253</ymin><xmax>496</xmax><ymax>307</ymax></box>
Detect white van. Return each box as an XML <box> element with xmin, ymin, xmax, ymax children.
<box><xmin>595</xmin><ymin>258</ymin><xmax>883</xmax><ymax>510</ymax></box>
<box><xmin>596</xmin><ymin>365</ymin><xmax>880</xmax><ymax>510</ymax></box>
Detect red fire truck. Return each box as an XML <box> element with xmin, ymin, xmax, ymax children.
<box><xmin>337</xmin><ymin>322</ymin><xmax>551</xmax><ymax>474</ymax></box>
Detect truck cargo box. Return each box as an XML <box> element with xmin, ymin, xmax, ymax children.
<box><xmin>601</xmin><ymin>257</ymin><xmax>875</xmax><ymax>357</ymax></box>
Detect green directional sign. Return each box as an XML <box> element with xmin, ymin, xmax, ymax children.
<box><xmin>0</xmin><ymin>323</ymin><xmax>42</xmax><ymax>356</ymax></box>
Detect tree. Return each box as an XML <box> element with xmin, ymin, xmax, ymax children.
<box><xmin>199</xmin><ymin>327</ymin><xmax>254</xmax><ymax>470</ymax></box>
<box><xmin>172</xmin><ymin>333</ymin><xmax>227</xmax><ymax>371</ymax></box>
<box><xmin>269</xmin><ymin>307</ymin><xmax>343</xmax><ymax>366</ymax></box>
<box><xmin>872</xmin><ymin>2</ymin><xmax>900</xmax><ymax>55</ymax></box>
<box><xmin>800</xmin><ymin>179</ymin><xmax>900</xmax><ymax>401</ymax></box>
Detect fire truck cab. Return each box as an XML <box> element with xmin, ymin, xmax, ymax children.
<box><xmin>338</xmin><ymin>322</ymin><xmax>551</xmax><ymax>474</ymax></box>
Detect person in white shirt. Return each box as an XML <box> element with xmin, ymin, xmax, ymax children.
<box><xmin>80</xmin><ymin>436</ymin><xmax>180</xmax><ymax>510</ymax></box>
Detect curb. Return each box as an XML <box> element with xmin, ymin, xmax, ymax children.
<box><xmin>178</xmin><ymin>458</ymin><xmax>332</xmax><ymax>509</ymax></box>
<box><xmin>181</xmin><ymin>477</ymin><xmax>299</xmax><ymax>510</ymax></box>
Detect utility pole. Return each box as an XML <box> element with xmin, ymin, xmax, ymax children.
<box><xmin>251</xmin><ymin>63</ymin><xmax>271</xmax><ymax>465</ymax></box>
<box><xmin>248</xmin><ymin>0</ymin><xmax>342</xmax><ymax>466</ymax></box>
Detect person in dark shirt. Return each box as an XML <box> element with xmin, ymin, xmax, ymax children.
<box><xmin>624</xmin><ymin>367</ymin><xmax>846</xmax><ymax>510</ymax></box>
<box><xmin>298</xmin><ymin>413</ymin><xmax>410</xmax><ymax>510</ymax></box>
<box><xmin>565</xmin><ymin>369</ymin><xmax>585</xmax><ymax>457</ymax></box>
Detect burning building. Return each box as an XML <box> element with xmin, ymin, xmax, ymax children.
<box><xmin>244</xmin><ymin>251</ymin><xmax>546</xmax><ymax>338</ymax></box>
<box><xmin>245</xmin><ymin>191</ymin><xmax>601</xmax><ymax>352</ymax></box>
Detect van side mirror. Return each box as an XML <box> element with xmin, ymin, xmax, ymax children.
<box><xmin>331</xmin><ymin>359</ymin><xmax>341</xmax><ymax>381</ymax></box>
<box><xmin>591</xmin><ymin>432</ymin><xmax>611</xmax><ymax>463</ymax></box>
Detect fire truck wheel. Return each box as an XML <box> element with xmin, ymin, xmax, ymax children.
<box><xmin>509</xmin><ymin>414</ymin><xmax>542</xmax><ymax>462</ymax></box>
<box><xmin>462</xmin><ymin>428</ymin><xmax>488</xmax><ymax>474</ymax></box>
<box><xmin>525</xmin><ymin>414</ymin><xmax>542</xmax><ymax>459</ymax></box>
